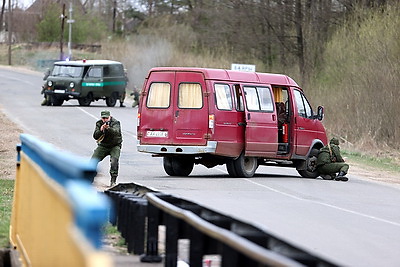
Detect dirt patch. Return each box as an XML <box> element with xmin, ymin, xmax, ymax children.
<box><xmin>0</xmin><ymin>109</ymin><xmax>23</xmax><ymax>180</ymax></box>
<box><xmin>347</xmin><ymin>160</ymin><xmax>400</xmax><ymax>185</ymax></box>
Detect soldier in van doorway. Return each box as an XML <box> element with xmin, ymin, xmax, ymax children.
<box><xmin>91</xmin><ymin>110</ymin><xmax>123</xmax><ymax>186</ymax></box>
<box><xmin>317</xmin><ymin>137</ymin><xmax>349</xmax><ymax>181</ymax></box>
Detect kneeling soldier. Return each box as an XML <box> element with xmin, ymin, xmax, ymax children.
<box><xmin>317</xmin><ymin>137</ymin><xmax>349</xmax><ymax>181</ymax></box>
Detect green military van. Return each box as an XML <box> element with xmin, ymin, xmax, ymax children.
<box><xmin>43</xmin><ymin>60</ymin><xmax>127</xmax><ymax>107</ymax></box>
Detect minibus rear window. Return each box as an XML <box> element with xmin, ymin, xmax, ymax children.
<box><xmin>215</xmin><ymin>84</ymin><xmax>233</xmax><ymax>110</ymax></box>
<box><xmin>147</xmin><ymin>82</ymin><xmax>171</xmax><ymax>108</ymax></box>
<box><xmin>178</xmin><ymin>83</ymin><xmax>202</xmax><ymax>109</ymax></box>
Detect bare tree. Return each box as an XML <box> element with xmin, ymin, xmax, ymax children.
<box><xmin>0</xmin><ymin>0</ymin><xmax>5</xmax><ymax>32</ymax></box>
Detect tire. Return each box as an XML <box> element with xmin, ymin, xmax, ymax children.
<box><xmin>163</xmin><ymin>156</ymin><xmax>194</xmax><ymax>177</ymax></box>
<box><xmin>163</xmin><ymin>157</ymin><xmax>176</xmax><ymax>176</ymax></box>
<box><xmin>78</xmin><ymin>93</ymin><xmax>92</xmax><ymax>106</ymax></box>
<box><xmin>232</xmin><ymin>152</ymin><xmax>258</xmax><ymax>178</ymax></box>
<box><xmin>51</xmin><ymin>96</ymin><xmax>64</xmax><ymax>106</ymax></box>
<box><xmin>297</xmin><ymin>148</ymin><xmax>320</xmax><ymax>178</ymax></box>
<box><xmin>106</xmin><ymin>92</ymin><xmax>118</xmax><ymax>107</ymax></box>
<box><xmin>226</xmin><ymin>159</ymin><xmax>238</xmax><ymax>177</ymax></box>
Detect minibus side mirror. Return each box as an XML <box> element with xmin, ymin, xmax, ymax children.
<box><xmin>316</xmin><ymin>106</ymin><xmax>324</xmax><ymax>121</ymax></box>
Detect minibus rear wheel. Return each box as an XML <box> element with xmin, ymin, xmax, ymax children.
<box><xmin>105</xmin><ymin>92</ymin><xmax>118</xmax><ymax>107</ymax></box>
<box><xmin>163</xmin><ymin>156</ymin><xmax>194</xmax><ymax>177</ymax></box>
<box><xmin>226</xmin><ymin>160</ymin><xmax>238</xmax><ymax>177</ymax></box>
<box><xmin>231</xmin><ymin>152</ymin><xmax>258</xmax><ymax>178</ymax></box>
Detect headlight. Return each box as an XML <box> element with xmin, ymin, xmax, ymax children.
<box><xmin>69</xmin><ymin>82</ymin><xmax>75</xmax><ymax>88</ymax></box>
<box><xmin>47</xmin><ymin>81</ymin><xmax>53</xmax><ymax>86</ymax></box>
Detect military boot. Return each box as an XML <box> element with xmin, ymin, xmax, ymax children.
<box><xmin>320</xmin><ymin>174</ymin><xmax>333</xmax><ymax>180</ymax></box>
<box><xmin>335</xmin><ymin>171</ymin><xmax>348</xmax><ymax>182</ymax></box>
<box><xmin>110</xmin><ymin>176</ymin><xmax>117</xmax><ymax>187</ymax></box>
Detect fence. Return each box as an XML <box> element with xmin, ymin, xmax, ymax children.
<box><xmin>9</xmin><ymin>134</ymin><xmax>112</xmax><ymax>267</ymax></box>
<box><xmin>106</xmin><ymin>185</ymin><xmax>338</xmax><ymax>267</ymax></box>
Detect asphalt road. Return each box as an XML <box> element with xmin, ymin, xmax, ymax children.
<box><xmin>1</xmin><ymin>66</ymin><xmax>400</xmax><ymax>266</ymax></box>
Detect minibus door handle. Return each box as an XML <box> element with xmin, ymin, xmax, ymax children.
<box><xmin>247</xmin><ymin>113</ymin><xmax>251</xmax><ymax>120</ymax></box>
<box><xmin>175</xmin><ymin>110</ymin><xmax>179</xmax><ymax>117</ymax></box>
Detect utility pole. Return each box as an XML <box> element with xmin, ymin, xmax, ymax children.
<box><xmin>7</xmin><ymin>0</ymin><xmax>12</xmax><ymax>65</ymax></box>
<box><xmin>112</xmin><ymin>0</ymin><xmax>117</xmax><ymax>33</ymax></box>
<box><xmin>60</xmin><ymin>4</ymin><xmax>66</xmax><ymax>60</ymax></box>
<box><xmin>67</xmin><ymin>2</ymin><xmax>74</xmax><ymax>60</ymax></box>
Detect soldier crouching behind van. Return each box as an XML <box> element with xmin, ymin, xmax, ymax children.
<box><xmin>41</xmin><ymin>68</ymin><xmax>51</xmax><ymax>106</ymax></box>
<box><xmin>317</xmin><ymin>137</ymin><xmax>349</xmax><ymax>181</ymax></box>
<box><xmin>130</xmin><ymin>88</ymin><xmax>140</xmax><ymax>108</ymax></box>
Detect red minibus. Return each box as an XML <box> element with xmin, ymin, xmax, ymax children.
<box><xmin>137</xmin><ymin>67</ymin><xmax>327</xmax><ymax>178</ymax></box>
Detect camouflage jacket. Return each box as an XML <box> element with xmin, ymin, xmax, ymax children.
<box><xmin>93</xmin><ymin>117</ymin><xmax>122</xmax><ymax>148</ymax></box>
<box><xmin>317</xmin><ymin>143</ymin><xmax>344</xmax><ymax>166</ymax></box>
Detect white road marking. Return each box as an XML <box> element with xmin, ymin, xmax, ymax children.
<box><xmin>243</xmin><ymin>178</ymin><xmax>400</xmax><ymax>227</ymax></box>
<box><xmin>76</xmin><ymin>107</ymin><xmax>98</xmax><ymax>120</ymax></box>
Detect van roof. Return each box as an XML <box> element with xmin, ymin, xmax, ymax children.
<box><xmin>54</xmin><ymin>60</ymin><xmax>123</xmax><ymax>66</ymax></box>
<box><xmin>148</xmin><ymin>67</ymin><xmax>300</xmax><ymax>87</ymax></box>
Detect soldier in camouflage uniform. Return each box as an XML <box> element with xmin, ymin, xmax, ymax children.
<box><xmin>317</xmin><ymin>137</ymin><xmax>349</xmax><ymax>181</ymax></box>
<box><xmin>91</xmin><ymin>110</ymin><xmax>123</xmax><ymax>186</ymax></box>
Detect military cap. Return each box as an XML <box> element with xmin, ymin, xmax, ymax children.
<box><xmin>330</xmin><ymin>137</ymin><xmax>339</xmax><ymax>145</ymax></box>
<box><xmin>101</xmin><ymin>110</ymin><xmax>110</xmax><ymax>118</ymax></box>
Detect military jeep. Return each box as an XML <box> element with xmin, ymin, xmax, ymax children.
<box><xmin>43</xmin><ymin>60</ymin><xmax>127</xmax><ymax>107</ymax></box>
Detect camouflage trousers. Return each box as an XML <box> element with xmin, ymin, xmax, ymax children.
<box><xmin>317</xmin><ymin>162</ymin><xmax>349</xmax><ymax>176</ymax></box>
<box><xmin>91</xmin><ymin>144</ymin><xmax>121</xmax><ymax>180</ymax></box>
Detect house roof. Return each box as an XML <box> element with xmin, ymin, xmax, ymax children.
<box><xmin>26</xmin><ymin>0</ymin><xmax>85</xmax><ymax>14</ymax></box>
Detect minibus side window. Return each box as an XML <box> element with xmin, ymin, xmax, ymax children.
<box><xmin>257</xmin><ymin>86</ymin><xmax>274</xmax><ymax>112</ymax></box>
<box><xmin>294</xmin><ymin>90</ymin><xmax>313</xmax><ymax>119</ymax></box>
<box><xmin>147</xmin><ymin>82</ymin><xmax>171</xmax><ymax>108</ymax></box>
<box><xmin>234</xmin><ymin>84</ymin><xmax>244</xmax><ymax>111</ymax></box>
<box><xmin>103</xmin><ymin>66</ymin><xmax>110</xmax><ymax>77</ymax></box>
<box><xmin>108</xmin><ymin>64</ymin><xmax>123</xmax><ymax>76</ymax></box>
<box><xmin>178</xmin><ymin>83</ymin><xmax>203</xmax><ymax>109</ymax></box>
<box><xmin>87</xmin><ymin>67</ymin><xmax>102</xmax><ymax>78</ymax></box>
<box><xmin>214</xmin><ymin>84</ymin><xmax>233</xmax><ymax>110</ymax></box>
<box><xmin>244</xmin><ymin>86</ymin><xmax>259</xmax><ymax>111</ymax></box>
<box><xmin>243</xmin><ymin>86</ymin><xmax>273</xmax><ymax>112</ymax></box>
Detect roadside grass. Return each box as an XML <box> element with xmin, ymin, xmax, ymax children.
<box><xmin>342</xmin><ymin>150</ymin><xmax>400</xmax><ymax>173</ymax></box>
<box><xmin>0</xmin><ymin>179</ymin><xmax>14</xmax><ymax>248</ymax></box>
<box><xmin>103</xmin><ymin>223</ymin><xmax>128</xmax><ymax>253</ymax></box>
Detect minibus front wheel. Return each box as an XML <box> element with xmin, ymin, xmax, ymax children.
<box><xmin>78</xmin><ymin>93</ymin><xmax>93</xmax><ymax>106</ymax></box>
<box><xmin>163</xmin><ymin>156</ymin><xmax>194</xmax><ymax>177</ymax></box>
<box><xmin>297</xmin><ymin>148</ymin><xmax>319</xmax><ymax>178</ymax></box>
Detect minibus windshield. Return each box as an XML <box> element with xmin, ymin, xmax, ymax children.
<box><xmin>52</xmin><ymin>65</ymin><xmax>83</xmax><ymax>78</ymax></box>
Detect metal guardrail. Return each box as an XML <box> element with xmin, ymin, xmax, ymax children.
<box><xmin>10</xmin><ymin>134</ymin><xmax>112</xmax><ymax>267</ymax></box>
<box><xmin>106</xmin><ymin>184</ymin><xmax>338</xmax><ymax>267</ymax></box>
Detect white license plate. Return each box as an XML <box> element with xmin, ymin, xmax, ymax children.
<box><xmin>146</xmin><ymin>131</ymin><xmax>168</xmax><ymax>138</ymax></box>
<box><xmin>54</xmin><ymin>89</ymin><xmax>65</xmax><ymax>94</ymax></box>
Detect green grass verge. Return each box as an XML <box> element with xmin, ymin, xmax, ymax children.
<box><xmin>342</xmin><ymin>150</ymin><xmax>400</xmax><ymax>173</ymax></box>
<box><xmin>103</xmin><ymin>223</ymin><xmax>127</xmax><ymax>249</ymax></box>
<box><xmin>0</xmin><ymin>179</ymin><xmax>14</xmax><ymax>248</ymax></box>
